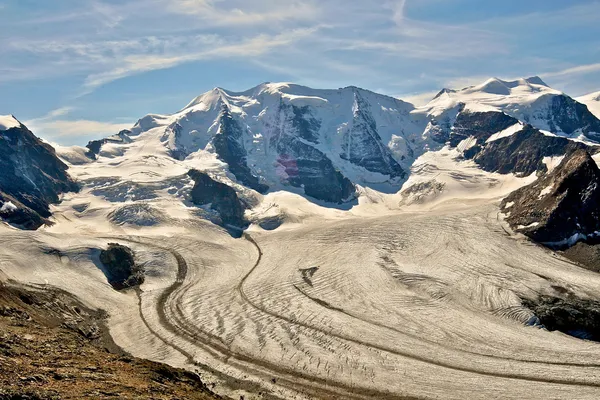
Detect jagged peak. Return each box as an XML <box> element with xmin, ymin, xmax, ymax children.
<box><xmin>433</xmin><ymin>88</ymin><xmax>456</xmax><ymax>100</ymax></box>
<box><xmin>524</xmin><ymin>76</ymin><xmax>548</xmax><ymax>87</ymax></box>
<box><xmin>181</xmin><ymin>82</ymin><xmax>415</xmax><ymax>114</ymax></box>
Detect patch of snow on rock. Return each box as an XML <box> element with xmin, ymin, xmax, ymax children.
<box><xmin>486</xmin><ymin>123</ymin><xmax>524</xmax><ymax>143</ymax></box>
<box><xmin>538</xmin><ymin>185</ymin><xmax>553</xmax><ymax>199</ymax></box>
<box><xmin>0</xmin><ymin>201</ymin><xmax>17</xmax><ymax>213</ymax></box>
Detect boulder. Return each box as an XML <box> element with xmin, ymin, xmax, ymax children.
<box><xmin>99</xmin><ymin>243</ymin><xmax>144</xmax><ymax>290</ymax></box>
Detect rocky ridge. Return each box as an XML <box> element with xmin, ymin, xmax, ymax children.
<box><xmin>0</xmin><ymin>118</ymin><xmax>78</xmax><ymax>229</ymax></box>
<box><xmin>502</xmin><ymin>149</ymin><xmax>600</xmax><ymax>245</ymax></box>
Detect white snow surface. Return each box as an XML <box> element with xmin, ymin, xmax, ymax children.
<box><xmin>486</xmin><ymin>122</ymin><xmax>524</xmax><ymax>142</ymax></box>
<box><xmin>4</xmin><ymin>196</ymin><xmax>600</xmax><ymax>399</ymax></box>
<box><xmin>0</xmin><ymin>115</ymin><xmax>20</xmax><ymax>131</ymax></box>
<box><xmin>578</xmin><ymin>91</ymin><xmax>600</xmax><ymax>118</ymax></box>
<box><xmin>415</xmin><ymin>76</ymin><xmax>593</xmax><ymax>138</ymax></box>
<box><xmin>0</xmin><ymin>201</ymin><xmax>17</xmax><ymax>213</ymax></box>
<box><xmin>152</xmin><ymin>82</ymin><xmax>432</xmax><ymax>191</ymax></box>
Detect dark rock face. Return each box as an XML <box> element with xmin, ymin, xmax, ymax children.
<box><xmin>450</xmin><ymin>111</ymin><xmax>519</xmax><ymax>147</ymax></box>
<box><xmin>502</xmin><ymin>149</ymin><xmax>600</xmax><ymax>244</ymax></box>
<box><xmin>276</xmin><ymin>139</ymin><xmax>355</xmax><ymax>204</ymax></box>
<box><xmin>85</xmin><ymin>130</ymin><xmax>132</xmax><ymax>159</ymax></box>
<box><xmin>523</xmin><ymin>296</ymin><xmax>600</xmax><ymax>341</ymax></box>
<box><xmin>212</xmin><ymin>106</ymin><xmax>269</xmax><ymax>193</ymax></box>
<box><xmin>0</xmin><ymin>122</ymin><xmax>78</xmax><ymax>229</ymax></box>
<box><xmin>0</xmin><ymin>193</ymin><xmax>44</xmax><ymax>230</ymax></box>
<box><xmin>560</xmin><ymin>241</ymin><xmax>600</xmax><ymax>273</ymax></box>
<box><xmin>284</xmin><ymin>103</ymin><xmax>321</xmax><ymax>144</ymax></box>
<box><xmin>99</xmin><ymin>243</ymin><xmax>144</xmax><ymax>290</ymax></box>
<box><xmin>340</xmin><ymin>92</ymin><xmax>405</xmax><ymax>178</ymax></box>
<box><xmin>548</xmin><ymin>95</ymin><xmax>600</xmax><ymax>139</ymax></box>
<box><xmin>188</xmin><ymin>169</ymin><xmax>247</xmax><ymax>229</ymax></box>
<box><xmin>472</xmin><ymin>125</ymin><xmax>587</xmax><ymax>176</ymax></box>
<box><xmin>270</xmin><ymin>101</ymin><xmax>356</xmax><ymax>204</ymax></box>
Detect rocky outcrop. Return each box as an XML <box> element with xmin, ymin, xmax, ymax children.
<box><xmin>502</xmin><ymin>149</ymin><xmax>600</xmax><ymax>245</ymax></box>
<box><xmin>271</xmin><ymin>101</ymin><xmax>356</xmax><ymax>204</ymax></box>
<box><xmin>523</xmin><ymin>295</ymin><xmax>600</xmax><ymax>342</ymax></box>
<box><xmin>0</xmin><ymin>282</ymin><xmax>219</xmax><ymax>399</ymax></box>
<box><xmin>560</xmin><ymin>241</ymin><xmax>600</xmax><ymax>273</ymax></box>
<box><xmin>548</xmin><ymin>94</ymin><xmax>600</xmax><ymax>139</ymax></box>
<box><xmin>213</xmin><ymin>105</ymin><xmax>269</xmax><ymax>193</ymax></box>
<box><xmin>0</xmin><ymin>120</ymin><xmax>78</xmax><ymax>229</ymax></box>
<box><xmin>340</xmin><ymin>91</ymin><xmax>405</xmax><ymax>178</ymax></box>
<box><xmin>85</xmin><ymin>130</ymin><xmax>132</xmax><ymax>159</ymax></box>
<box><xmin>276</xmin><ymin>139</ymin><xmax>356</xmax><ymax>203</ymax></box>
<box><xmin>449</xmin><ymin>111</ymin><xmax>519</xmax><ymax>147</ymax></box>
<box><xmin>99</xmin><ymin>243</ymin><xmax>144</xmax><ymax>290</ymax></box>
<box><xmin>188</xmin><ymin>170</ymin><xmax>247</xmax><ymax>230</ymax></box>
<box><xmin>472</xmin><ymin>125</ymin><xmax>588</xmax><ymax>176</ymax></box>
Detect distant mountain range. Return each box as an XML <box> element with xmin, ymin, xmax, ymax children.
<box><xmin>83</xmin><ymin>77</ymin><xmax>600</xmax><ymax>201</ymax></box>
<box><xmin>2</xmin><ymin>76</ymin><xmax>600</xmax><ymax>237</ymax></box>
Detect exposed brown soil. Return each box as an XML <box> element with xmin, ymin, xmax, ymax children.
<box><xmin>0</xmin><ymin>281</ymin><xmax>221</xmax><ymax>400</ymax></box>
<box><xmin>560</xmin><ymin>242</ymin><xmax>600</xmax><ymax>273</ymax></box>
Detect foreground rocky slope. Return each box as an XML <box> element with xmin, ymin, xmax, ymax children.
<box><xmin>502</xmin><ymin>149</ymin><xmax>600</xmax><ymax>245</ymax></box>
<box><xmin>0</xmin><ymin>282</ymin><xmax>219</xmax><ymax>400</ymax></box>
<box><xmin>0</xmin><ymin>116</ymin><xmax>78</xmax><ymax>229</ymax></box>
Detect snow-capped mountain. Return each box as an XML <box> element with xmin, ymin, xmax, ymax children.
<box><xmin>577</xmin><ymin>91</ymin><xmax>600</xmax><ymax>119</ymax></box>
<box><xmin>419</xmin><ymin>77</ymin><xmax>600</xmax><ymax>140</ymax></box>
<box><xmin>117</xmin><ymin>83</ymin><xmax>432</xmax><ymax>203</ymax></box>
<box><xmin>0</xmin><ymin>116</ymin><xmax>78</xmax><ymax>228</ymax></box>
<box><xmin>5</xmin><ymin>80</ymin><xmax>600</xmax><ymax>400</ymax></box>
<box><xmin>71</xmin><ymin>78</ymin><xmax>600</xmax><ymax>213</ymax></box>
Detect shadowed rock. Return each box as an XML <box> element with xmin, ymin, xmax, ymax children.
<box><xmin>188</xmin><ymin>170</ymin><xmax>247</xmax><ymax>231</ymax></box>
<box><xmin>212</xmin><ymin>105</ymin><xmax>269</xmax><ymax>193</ymax></box>
<box><xmin>450</xmin><ymin>111</ymin><xmax>519</xmax><ymax>147</ymax></box>
<box><xmin>85</xmin><ymin>130</ymin><xmax>132</xmax><ymax>159</ymax></box>
<box><xmin>472</xmin><ymin>125</ymin><xmax>588</xmax><ymax>176</ymax></box>
<box><xmin>0</xmin><ymin>120</ymin><xmax>78</xmax><ymax>229</ymax></box>
<box><xmin>523</xmin><ymin>295</ymin><xmax>600</xmax><ymax>342</ymax></box>
<box><xmin>502</xmin><ymin>149</ymin><xmax>600</xmax><ymax>245</ymax></box>
<box><xmin>99</xmin><ymin>244</ymin><xmax>144</xmax><ymax>290</ymax></box>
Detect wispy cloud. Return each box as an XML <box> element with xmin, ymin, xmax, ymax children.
<box><xmin>2</xmin><ymin>0</ymin><xmax>600</xmax><ymax>130</ymax></box>
<box><xmin>81</xmin><ymin>27</ymin><xmax>321</xmax><ymax>92</ymax></box>
<box><xmin>541</xmin><ymin>63</ymin><xmax>600</xmax><ymax>79</ymax></box>
<box><xmin>25</xmin><ymin>107</ymin><xmax>132</xmax><ymax>143</ymax></box>
<box><xmin>166</xmin><ymin>0</ymin><xmax>320</xmax><ymax>26</ymax></box>
<box><xmin>397</xmin><ymin>90</ymin><xmax>440</xmax><ymax>106</ymax></box>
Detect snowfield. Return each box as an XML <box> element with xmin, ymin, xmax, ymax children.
<box><xmin>578</xmin><ymin>91</ymin><xmax>600</xmax><ymax>119</ymax></box>
<box><xmin>3</xmin><ymin>138</ymin><xmax>600</xmax><ymax>399</ymax></box>
<box><xmin>2</xmin><ymin>199</ymin><xmax>600</xmax><ymax>399</ymax></box>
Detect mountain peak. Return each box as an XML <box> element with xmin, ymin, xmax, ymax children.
<box><xmin>524</xmin><ymin>76</ymin><xmax>548</xmax><ymax>87</ymax></box>
<box><xmin>0</xmin><ymin>115</ymin><xmax>21</xmax><ymax>131</ymax></box>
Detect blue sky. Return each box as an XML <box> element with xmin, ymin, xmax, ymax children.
<box><xmin>1</xmin><ymin>0</ymin><xmax>599</xmax><ymax>145</ymax></box>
